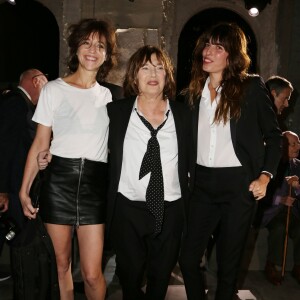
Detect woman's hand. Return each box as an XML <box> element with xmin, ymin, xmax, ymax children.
<box><xmin>249</xmin><ymin>173</ymin><xmax>270</xmax><ymax>200</ymax></box>
<box><xmin>37</xmin><ymin>150</ymin><xmax>52</xmax><ymax>170</ymax></box>
<box><xmin>19</xmin><ymin>192</ymin><xmax>39</xmax><ymax>219</ymax></box>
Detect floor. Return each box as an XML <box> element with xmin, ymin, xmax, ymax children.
<box><xmin>1</xmin><ymin>228</ymin><xmax>300</xmax><ymax>300</ymax></box>
<box><xmin>1</xmin><ymin>255</ymin><xmax>299</xmax><ymax>300</ymax></box>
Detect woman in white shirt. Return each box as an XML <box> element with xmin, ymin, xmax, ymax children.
<box><xmin>19</xmin><ymin>18</ymin><xmax>117</xmax><ymax>300</ymax></box>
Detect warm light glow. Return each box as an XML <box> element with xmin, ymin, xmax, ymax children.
<box><xmin>248</xmin><ymin>7</ymin><xmax>259</xmax><ymax>17</ymax></box>
<box><xmin>7</xmin><ymin>0</ymin><xmax>16</xmax><ymax>5</ymax></box>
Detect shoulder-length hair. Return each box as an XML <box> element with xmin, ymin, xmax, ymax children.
<box><xmin>123</xmin><ymin>45</ymin><xmax>176</xmax><ymax>100</ymax></box>
<box><xmin>66</xmin><ymin>18</ymin><xmax>117</xmax><ymax>81</ymax></box>
<box><xmin>185</xmin><ymin>22</ymin><xmax>251</xmax><ymax>123</ymax></box>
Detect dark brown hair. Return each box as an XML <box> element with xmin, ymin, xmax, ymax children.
<box><xmin>66</xmin><ymin>18</ymin><xmax>117</xmax><ymax>81</ymax></box>
<box><xmin>123</xmin><ymin>45</ymin><xmax>176</xmax><ymax>100</ymax></box>
<box><xmin>185</xmin><ymin>23</ymin><xmax>251</xmax><ymax>123</ymax></box>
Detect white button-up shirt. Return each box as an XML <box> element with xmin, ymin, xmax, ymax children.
<box><xmin>118</xmin><ymin>98</ymin><xmax>181</xmax><ymax>202</ymax></box>
<box><xmin>197</xmin><ymin>78</ymin><xmax>241</xmax><ymax>168</ymax></box>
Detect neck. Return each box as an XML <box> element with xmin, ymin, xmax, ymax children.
<box><xmin>137</xmin><ymin>95</ymin><xmax>166</xmax><ymax>114</ymax></box>
<box><xmin>66</xmin><ymin>69</ymin><xmax>97</xmax><ymax>89</ymax></box>
<box><xmin>209</xmin><ymin>74</ymin><xmax>222</xmax><ymax>89</ymax></box>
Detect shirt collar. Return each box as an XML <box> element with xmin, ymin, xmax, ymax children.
<box><xmin>134</xmin><ymin>97</ymin><xmax>170</xmax><ymax>116</ymax></box>
<box><xmin>17</xmin><ymin>86</ymin><xmax>32</xmax><ymax>102</ymax></box>
<box><xmin>202</xmin><ymin>77</ymin><xmax>222</xmax><ymax>102</ymax></box>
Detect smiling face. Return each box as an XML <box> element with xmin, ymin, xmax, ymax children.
<box><xmin>77</xmin><ymin>32</ymin><xmax>107</xmax><ymax>73</ymax></box>
<box><xmin>136</xmin><ymin>53</ymin><xmax>166</xmax><ymax>98</ymax></box>
<box><xmin>202</xmin><ymin>40</ymin><xmax>229</xmax><ymax>81</ymax></box>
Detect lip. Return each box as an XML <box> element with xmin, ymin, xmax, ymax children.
<box><xmin>85</xmin><ymin>55</ymin><xmax>97</xmax><ymax>61</ymax></box>
<box><xmin>203</xmin><ymin>57</ymin><xmax>213</xmax><ymax>63</ymax></box>
<box><xmin>147</xmin><ymin>81</ymin><xmax>159</xmax><ymax>85</ymax></box>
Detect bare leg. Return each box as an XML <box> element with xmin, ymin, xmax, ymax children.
<box><xmin>77</xmin><ymin>224</ymin><xmax>106</xmax><ymax>300</ymax></box>
<box><xmin>45</xmin><ymin>224</ymin><xmax>73</xmax><ymax>300</ymax></box>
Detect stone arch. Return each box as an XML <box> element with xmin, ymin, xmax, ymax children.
<box><xmin>176</xmin><ymin>7</ymin><xmax>257</xmax><ymax>94</ymax></box>
<box><xmin>0</xmin><ymin>0</ymin><xmax>59</xmax><ymax>87</ymax></box>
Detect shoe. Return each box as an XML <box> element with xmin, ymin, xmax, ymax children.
<box><xmin>264</xmin><ymin>261</ymin><xmax>282</xmax><ymax>286</ymax></box>
<box><xmin>292</xmin><ymin>265</ymin><xmax>300</xmax><ymax>284</ymax></box>
<box><xmin>0</xmin><ymin>271</ymin><xmax>11</xmax><ymax>282</ymax></box>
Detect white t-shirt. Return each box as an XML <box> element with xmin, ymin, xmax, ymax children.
<box><xmin>33</xmin><ymin>78</ymin><xmax>112</xmax><ymax>162</ymax></box>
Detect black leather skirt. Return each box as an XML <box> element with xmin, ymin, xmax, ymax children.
<box><xmin>39</xmin><ymin>155</ymin><xmax>108</xmax><ymax>225</ymax></box>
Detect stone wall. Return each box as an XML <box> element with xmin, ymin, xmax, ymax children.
<box><xmin>37</xmin><ymin>0</ymin><xmax>300</xmax><ymax>135</ymax></box>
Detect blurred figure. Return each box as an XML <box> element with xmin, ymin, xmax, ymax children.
<box><xmin>266</xmin><ymin>75</ymin><xmax>293</xmax><ymax>115</ymax></box>
<box><xmin>0</xmin><ymin>69</ymin><xmax>47</xmax><ymax>280</ymax></box>
<box><xmin>19</xmin><ymin>18</ymin><xmax>117</xmax><ymax>300</ymax></box>
<box><xmin>178</xmin><ymin>23</ymin><xmax>282</xmax><ymax>300</ymax></box>
<box><xmin>262</xmin><ymin>131</ymin><xmax>300</xmax><ymax>286</ymax></box>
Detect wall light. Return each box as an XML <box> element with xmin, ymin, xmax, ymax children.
<box><xmin>244</xmin><ymin>0</ymin><xmax>271</xmax><ymax>17</ymax></box>
<box><xmin>6</xmin><ymin>0</ymin><xmax>16</xmax><ymax>4</ymax></box>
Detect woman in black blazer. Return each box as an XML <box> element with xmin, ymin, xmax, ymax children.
<box><xmin>179</xmin><ymin>23</ymin><xmax>282</xmax><ymax>300</ymax></box>
<box><xmin>107</xmin><ymin>45</ymin><xmax>191</xmax><ymax>300</ymax></box>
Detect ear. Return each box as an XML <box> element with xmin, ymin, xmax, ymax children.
<box><xmin>32</xmin><ymin>77</ymin><xmax>38</xmax><ymax>88</ymax></box>
<box><xmin>270</xmin><ymin>89</ymin><xmax>277</xmax><ymax>98</ymax></box>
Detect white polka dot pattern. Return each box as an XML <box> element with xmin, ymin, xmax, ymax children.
<box><xmin>136</xmin><ymin>109</ymin><xmax>170</xmax><ymax>235</ymax></box>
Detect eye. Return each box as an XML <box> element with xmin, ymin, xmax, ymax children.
<box><xmin>97</xmin><ymin>43</ymin><xmax>106</xmax><ymax>49</ymax></box>
<box><xmin>156</xmin><ymin>65</ymin><xmax>165</xmax><ymax>71</ymax></box>
<box><xmin>81</xmin><ymin>40</ymin><xmax>91</xmax><ymax>47</ymax></box>
<box><xmin>205</xmin><ymin>43</ymin><xmax>210</xmax><ymax>48</ymax></box>
<box><xmin>216</xmin><ymin>45</ymin><xmax>224</xmax><ymax>50</ymax></box>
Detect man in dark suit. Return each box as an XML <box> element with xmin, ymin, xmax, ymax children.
<box><xmin>262</xmin><ymin>131</ymin><xmax>300</xmax><ymax>286</ymax></box>
<box><xmin>0</xmin><ymin>69</ymin><xmax>47</xmax><ymax>253</ymax></box>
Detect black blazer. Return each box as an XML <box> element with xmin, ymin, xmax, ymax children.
<box><xmin>190</xmin><ymin>75</ymin><xmax>282</xmax><ymax>189</ymax></box>
<box><xmin>0</xmin><ymin>88</ymin><xmax>35</xmax><ymax>194</ymax></box>
<box><xmin>106</xmin><ymin>96</ymin><xmax>192</xmax><ymax>233</ymax></box>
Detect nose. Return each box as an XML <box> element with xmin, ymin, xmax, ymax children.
<box><xmin>205</xmin><ymin>45</ymin><xmax>213</xmax><ymax>56</ymax></box>
<box><xmin>150</xmin><ymin>68</ymin><xmax>157</xmax><ymax>77</ymax></box>
<box><xmin>87</xmin><ymin>44</ymin><xmax>98</xmax><ymax>53</ymax></box>
<box><xmin>284</xmin><ymin>99</ymin><xmax>289</xmax><ymax>107</ymax></box>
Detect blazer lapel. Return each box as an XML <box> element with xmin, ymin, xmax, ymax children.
<box><xmin>192</xmin><ymin>99</ymin><xmax>200</xmax><ymax>154</ymax></box>
<box><xmin>169</xmin><ymin>101</ymin><xmax>183</xmax><ymax>148</ymax></box>
<box><xmin>117</xmin><ymin>97</ymin><xmax>135</xmax><ymax>141</ymax></box>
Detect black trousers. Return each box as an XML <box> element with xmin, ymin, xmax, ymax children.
<box><xmin>179</xmin><ymin>165</ymin><xmax>256</xmax><ymax>300</ymax></box>
<box><xmin>110</xmin><ymin>193</ymin><xmax>183</xmax><ymax>300</ymax></box>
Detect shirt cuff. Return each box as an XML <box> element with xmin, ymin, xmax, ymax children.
<box><xmin>261</xmin><ymin>171</ymin><xmax>273</xmax><ymax>179</ymax></box>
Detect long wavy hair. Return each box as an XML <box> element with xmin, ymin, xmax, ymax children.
<box><xmin>66</xmin><ymin>18</ymin><xmax>117</xmax><ymax>81</ymax></box>
<box><xmin>123</xmin><ymin>45</ymin><xmax>176</xmax><ymax>100</ymax></box>
<box><xmin>185</xmin><ymin>23</ymin><xmax>251</xmax><ymax>124</ymax></box>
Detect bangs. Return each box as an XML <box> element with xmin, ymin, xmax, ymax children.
<box><xmin>141</xmin><ymin>49</ymin><xmax>163</xmax><ymax>66</ymax></box>
<box><xmin>206</xmin><ymin>25</ymin><xmax>232</xmax><ymax>50</ymax></box>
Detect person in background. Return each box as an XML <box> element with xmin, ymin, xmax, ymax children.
<box><xmin>0</xmin><ymin>69</ymin><xmax>47</xmax><ymax>281</ymax></box>
<box><xmin>262</xmin><ymin>131</ymin><xmax>300</xmax><ymax>286</ymax></box>
<box><xmin>178</xmin><ymin>23</ymin><xmax>282</xmax><ymax>300</ymax></box>
<box><xmin>19</xmin><ymin>18</ymin><xmax>117</xmax><ymax>300</ymax></box>
<box><xmin>253</xmin><ymin>75</ymin><xmax>294</xmax><ymax>225</ymax></box>
<box><xmin>266</xmin><ymin>75</ymin><xmax>293</xmax><ymax>116</ymax></box>
<box><xmin>106</xmin><ymin>45</ymin><xmax>191</xmax><ymax>300</ymax></box>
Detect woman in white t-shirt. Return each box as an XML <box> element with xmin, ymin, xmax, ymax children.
<box><xmin>19</xmin><ymin>19</ymin><xmax>117</xmax><ymax>300</ymax></box>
